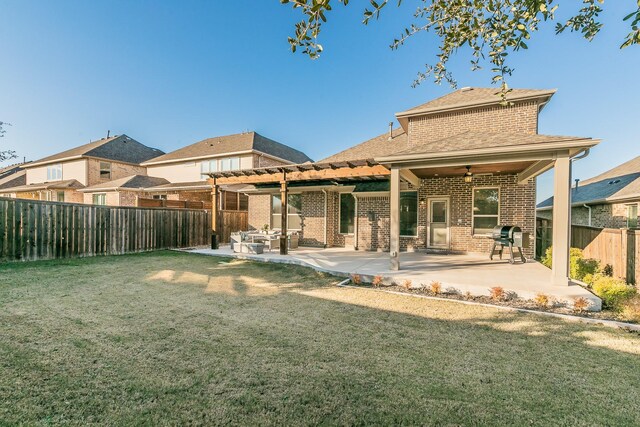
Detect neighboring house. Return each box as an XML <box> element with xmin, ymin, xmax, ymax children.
<box><xmin>0</xmin><ymin>161</ymin><xmax>30</xmax><ymax>193</ymax></box>
<box><xmin>0</xmin><ymin>135</ymin><xmax>164</xmax><ymax>203</ymax></box>
<box><xmin>537</xmin><ymin>155</ymin><xmax>640</xmax><ymax>228</ymax></box>
<box><xmin>78</xmin><ymin>175</ymin><xmax>170</xmax><ymax>206</ymax></box>
<box><xmin>140</xmin><ymin>131</ymin><xmax>313</xmax><ymax>205</ymax></box>
<box><xmin>209</xmin><ymin>87</ymin><xmax>599</xmax><ymax>287</ymax></box>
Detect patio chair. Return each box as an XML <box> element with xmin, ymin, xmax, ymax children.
<box><xmin>230</xmin><ymin>233</ymin><xmax>242</xmax><ymax>252</ymax></box>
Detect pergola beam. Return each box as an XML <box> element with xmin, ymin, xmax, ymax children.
<box><xmin>399</xmin><ymin>169</ymin><xmax>421</xmax><ymax>187</ymax></box>
<box><xmin>208</xmin><ymin>164</ymin><xmax>390</xmax><ymax>186</ymax></box>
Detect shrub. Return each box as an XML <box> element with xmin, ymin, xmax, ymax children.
<box><xmin>602</xmin><ymin>264</ymin><xmax>614</xmax><ymax>277</ymax></box>
<box><xmin>591</xmin><ymin>276</ymin><xmax>637</xmax><ymax>310</ymax></box>
<box><xmin>621</xmin><ymin>295</ymin><xmax>640</xmax><ymax>323</ymax></box>
<box><xmin>541</xmin><ymin>247</ymin><xmax>598</xmax><ymax>281</ymax></box>
<box><xmin>534</xmin><ymin>293</ymin><xmax>550</xmax><ymax>308</ymax></box>
<box><xmin>573</xmin><ymin>297</ymin><xmax>590</xmax><ymax>313</ymax></box>
<box><xmin>350</xmin><ymin>274</ymin><xmax>361</xmax><ymax>285</ymax></box>
<box><xmin>490</xmin><ymin>287</ymin><xmax>505</xmax><ymax>301</ymax></box>
<box><xmin>430</xmin><ymin>281</ymin><xmax>442</xmax><ymax>295</ymax></box>
<box><xmin>372</xmin><ymin>275</ymin><xmax>384</xmax><ymax>287</ymax></box>
<box><xmin>402</xmin><ymin>279</ymin><xmax>412</xmax><ymax>290</ymax></box>
<box><xmin>582</xmin><ymin>273</ymin><xmax>596</xmax><ymax>287</ymax></box>
<box><xmin>464</xmin><ymin>291</ymin><xmax>473</xmax><ymax>300</ymax></box>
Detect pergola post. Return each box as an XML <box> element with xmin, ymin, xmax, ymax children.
<box><xmin>280</xmin><ymin>178</ymin><xmax>288</xmax><ymax>255</ymax></box>
<box><xmin>211</xmin><ymin>179</ymin><xmax>219</xmax><ymax>249</ymax></box>
<box><xmin>551</xmin><ymin>154</ymin><xmax>571</xmax><ymax>285</ymax></box>
<box><xmin>390</xmin><ymin>167</ymin><xmax>400</xmax><ymax>270</ymax></box>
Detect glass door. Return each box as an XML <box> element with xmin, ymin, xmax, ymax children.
<box><xmin>428</xmin><ymin>199</ymin><xmax>449</xmax><ymax>249</ymax></box>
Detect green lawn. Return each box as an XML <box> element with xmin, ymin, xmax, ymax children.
<box><xmin>1</xmin><ymin>251</ymin><xmax>639</xmax><ymax>425</ymax></box>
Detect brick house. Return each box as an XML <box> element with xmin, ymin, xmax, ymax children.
<box><xmin>209</xmin><ymin>87</ymin><xmax>600</xmax><ymax>286</ymax></box>
<box><xmin>0</xmin><ymin>135</ymin><xmax>163</xmax><ymax>203</ymax></box>
<box><xmin>537</xmin><ymin>155</ymin><xmax>640</xmax><ymax>229</ymax></box>
<box><xmin>138</xmin><ymin>131</ymin><xmax>312</xmax><ymax>208</ymax></box>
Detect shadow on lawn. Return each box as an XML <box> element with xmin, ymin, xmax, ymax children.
<box><xmin>144</xmin><ymin>255</ymin><xmax>640</xmax><ymax>359</ymax></box>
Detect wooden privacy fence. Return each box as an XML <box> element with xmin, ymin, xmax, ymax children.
<box><xmin>570</xmin><ymin>225</ymin><xmax>640</xmax><ymax>284</ymax></box>
<box><xmin>0</xmin><ymin>197</ymin><xmax>212</xmax><ymax>262</ymax></box>
<box><xmin>218</xmin><ymin>210</ymin><xmax>248</xmax><ymax>244</ymax></box>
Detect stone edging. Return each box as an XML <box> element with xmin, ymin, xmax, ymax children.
<box><xmin>337</xmin><ymin>283</ymin><xmax>640</xmax><ymax>332</ymax></box>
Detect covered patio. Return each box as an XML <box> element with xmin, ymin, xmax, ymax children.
<box><xmin>187</xmin><ymin>246</ymin><xmax>601</xmax><ymax>310</ymax></box>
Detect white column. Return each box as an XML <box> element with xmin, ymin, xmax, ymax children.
<box><xmin>390</xmin><ymin>167</ymin><xmax>400</xmax><ymax>270</ymax></box>
<box><xmin>551</xmin><ymin>154</ymin><xmax>571</xmax><ymax>285</ymax></box>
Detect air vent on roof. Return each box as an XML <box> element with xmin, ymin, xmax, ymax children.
<box><xmin>460</xmin><ymin>87</ymin><xmax>473</xmax><ymax>92</ymax></box>
<box><xmin>608</xmin><ymin>179</ymin><xmax>621</xmax><ymax>185</ymax></box>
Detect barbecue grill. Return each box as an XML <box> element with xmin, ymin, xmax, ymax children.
<box><xmin>489</xmin><ymin>225</ymin><xmax>528</xmax><ymax>264</ymax></box>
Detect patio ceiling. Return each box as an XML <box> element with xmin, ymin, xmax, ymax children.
<box><xmin>410</xmin><ymin>160</ymin><xmax>536</xmax><ymax>178</ymax></box>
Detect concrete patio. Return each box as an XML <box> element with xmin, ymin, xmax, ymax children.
<box><xmin>186</xmin><ymin>246</ymin><xmax>601</xmax><ymax>310</ymax></box>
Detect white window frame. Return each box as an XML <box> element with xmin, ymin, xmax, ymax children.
<box><xmin>201</xmin><ymin>159</ymin><xmax>218</xmax><ymax>176</ymax></box>
<box><xmin>472</xmin><ymin>186</ymin><xmax>500</xmax><ymax>236</ymax></box>
<box><xmin>270</xmin><ymin>193</ymin><xmax>302</xmax><ymax>231</ymax></box>
<box><xmin>400</xmin><ymin>190</ymin><xmax>419</xmax><ymax>238</ymax></box>
<box><xmin>46</xmin><ymin>164</ymin><xmax>63</xmax><ymax>181</ymax></box>
<box><xmin>220</xmin><ymin>157</ymin><xmax>241</xmax><ymax>172</ymax></box>
<box><xmin>626</xmin><ymin>203</ymin><xmax>638</xmax><ymax>228</ymax></box>
<box><xmin>92</xmin><ymin>193</ymin><xmax>107</xmax><ymax>206</ymax></box>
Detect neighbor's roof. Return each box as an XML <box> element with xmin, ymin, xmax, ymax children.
<box><xmin>396</xmin><ymin>87</ymin><xmax>556</xmax><ymax>118</ymax></box>
<box><xmin>142</xmin><ymin>131</ymin><xmax>313</xmax><ymax>165</ymax></box>
<box><xmin>537</xmin><ymin>155</ymin><xmax>640</xmax><ymax>209</ymax></box>
<box><xmin>0</xmin><ymin>169</ymin><xmax>26</xmax><ymax>190</ymax></box>
<box><xmin>0</xmin><ymin>179</ymin><xmax>85</xmax><ymax>193</ymax></box>
<box><xmin>79</xmin><ymin>175</ymin><xmax>170</xmax><ymax>192</ymax></box>
<box><xmin>25</xmin><ymin>134</ymin><xmax>165</xmax><ymax>168</ymax></box>
<box><xmin>320</xmin><ymin>128</ymin><xmax>408</xmax><ymax>163</ymax></box>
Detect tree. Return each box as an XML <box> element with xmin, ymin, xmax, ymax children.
<box><xmin>0</xmin><ymin>121</ymin><xmax>16</xmax><ymax>162</ymax></box>
<box><xmin>281</xmin><ymin>0</ymin><xmax>640</xmax><ymax>96</ymax></box>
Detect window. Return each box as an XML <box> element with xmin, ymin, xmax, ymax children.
<box><xmin>472</xmin><ymin>188</ymin><xmax>499</xmax><ymax>235</ymax></box>
<box><xmin>201</xmin><ymin>160</ymin><xmax>218</xmax><ymax>175</ymax></box>
<box><xmin>220</xmin><ymin>157</ymin><xmax>240</xmax><ymax>171</ymax></box>
<box><xmin>46</xmin><ymin>164</ymin><xmax>62</xmax><ymax>181</ymax></box>
<box><xmin>152</xmin><ymin>194</ymin><xmax>167</xmax><ymax>200</ymax></box>
<box><xmin>400</xmin><ymin>191</ymin><xmax>418</xmax><ymax>236</ymax></box>
<box><xmin>339</xmin><ymin>193</ymin><xmax>356</xmax><ymax>234</ymax></box>
<box><xmin>57</xmin><ymin>191</ymin><xmax>65</xmax><ymax>202</ymax></box>
<box><xmin>271</xmin><ymin>194</ymin><xmax>302</xmax><ymax>230</ymax></box>
<box><xmin>627</xmin><ymin>204</ymin><xmax>638</xmax><ymax>229</ymax></box>
<box><xmin>92</xmin><ymin>193</ymin><xmax>107</xmax><ymax>205</ymax></box>
<box><xmin>99</xmin><ymin>161</ymin><xmax>111</xmax><ymax>180</ymax></box>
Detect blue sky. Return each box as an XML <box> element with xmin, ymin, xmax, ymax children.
<box><xmin>0</xmin><ymin>1</ymin><xmax>638</xmax><ymax>201</ymax></box>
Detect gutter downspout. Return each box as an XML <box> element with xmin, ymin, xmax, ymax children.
<box><xmin>322</xmin><ymin>189</ymin><xmax>328</xmax><ymax>248</ymax></box>
<box><xmin>583</xmin><ymin>204</ymin><xmax>592</xmax><ymax>227</ymax></box>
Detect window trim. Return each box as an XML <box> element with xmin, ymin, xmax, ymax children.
<box><xmin>471</xmin><ymin>186</ymin><xmax>500</xmax><ymax>236</ymax></box>
<box><xmin>338</xmin><ymin>192</ymin><xmax>356</xmax><ymax>235</ymax></box>
<box><xmin>271</xmin><ymin>193</ymin><xmax>302</xmax><ymax>231</ymax></box>
<box><xmin>99</xmin><ymin>161</ymin><xmax>112</xmax><ymax>180</ymax></box>
<box><xmin>46</xmin><ymin>164</ymin><xmax>63</xmax><ymax>181</ymax></box>
<box><xmin>400</xmin><ymin>190</ymin><xmax>419</xmax><ymax>238</ymax></box>
<box><xmin>92</xmin><ymin>193</ymin><xmax>107</xmax><ymax>206</ymax></box>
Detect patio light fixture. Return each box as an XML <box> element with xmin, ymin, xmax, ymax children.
<box><xmin>464</xmin><ymin>166</ymin><xmax>473</xmax><ymax>183</ymax></box>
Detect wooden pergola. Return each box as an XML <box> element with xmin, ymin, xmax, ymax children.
<box><xmin>207</xmin><ymin>160</ymin><xmax>390</xmax><ymax>253</ymax></box>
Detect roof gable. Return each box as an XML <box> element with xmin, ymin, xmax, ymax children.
<box><xmin>396</xmin><ymin>87</ymin><xmax>556</xmax><ymax>119</ymax></box>
<box><xmin>143</xmin><ymin>132</ymin><xmax>313</xmax><ymax>165</ymax></box>
<box><xmin>26</xmin><ymin>135</ymin><xmax>164</xmax><ymax>167</ymax></box>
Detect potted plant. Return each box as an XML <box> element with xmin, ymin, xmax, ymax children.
<box><xmin>262</xmin><ymin>224</ymin><xmax>270</xmax><ymax>234</ymax></box>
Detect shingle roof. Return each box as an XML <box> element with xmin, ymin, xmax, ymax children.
<box><xmin>537</xmin><ymin>155</ymin><xmax>640</xmax><ymax>209</ymax></box>
<box><xmin>319</xmin><ymin>128</ymin><xmax>408</xmax><ymax>163</ymax></box>
<box><xmin>393</xmin><ymin>131</ymin><xmax>590</xmax><ymax>157</ymax></box>
<box><xmin>0</xmin><ymin>169</ymin><xmax>26</xmax><ymax>190</ymax></box>
<box><xmin>397</xmin><ymin>87</ymin><xmax>556</xmax><ymax>117</ymax></box>
<box><xmin>142</xmin><ymin>132</ymin><xmax>313</xmax><ymax>165</ymax></box>
<box><xmin>0</xmin><ymin>179</ymin><xmax>84</xmax><ymax>193</ymax></box>
<box><xmin>26</xmin><ymin>134</ymin><xmax>165</xmax><ymax>167</ymax></box>
<box><xmin>80</xmin><ymin>175</ymin><xmax>170</xmax><ymax>192</ymax></box>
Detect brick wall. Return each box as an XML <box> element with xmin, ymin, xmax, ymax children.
<box><xmin>545</xmin><ymin>203</ymin><xmax>638</xmax><ymax>229</ymax></box>
<box><xmin>300</xmin><ymin>191</ymin><xmax>326</xmax><ymax>247</ymax></box>
<box><xmin>408</xmin><ymin>101</ymin><xmax>539</xmax><ymax>146</ymax></box>
<box><xmin>253</xmin><ymin>154</ymin><xmax>289</xmax><ymax>168</ymax></box>
<box><xmin>119</xmin><ymin>191</ymin><xmax>139</xmax><ymax>207</ymax></box>
<box><xmin>86</xmin><ymin>159</ymin><xmax>147</xmax><ymax>186</ymax></box>
<box><xmin>248</xmin><ymin>194</ymin><xmax>271</xmax><ymax>231</ymax></box>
